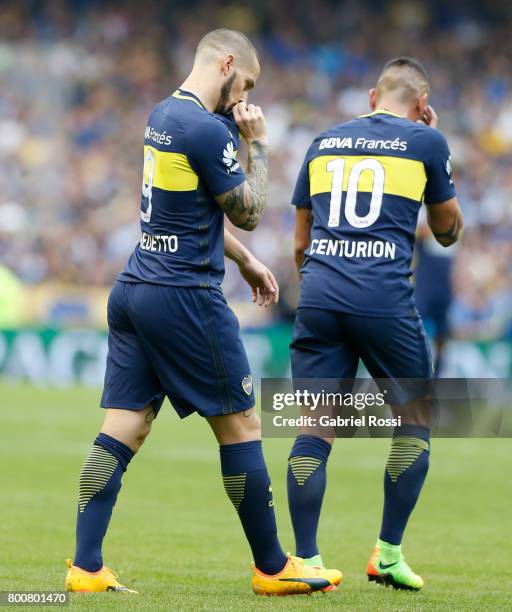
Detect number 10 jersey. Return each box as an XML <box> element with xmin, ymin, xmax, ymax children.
<box><xmin>291</xmin><ymin>110</ymin><xmax>456</xmax><ymax>317</ymax></box>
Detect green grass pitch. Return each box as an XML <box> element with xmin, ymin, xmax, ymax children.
<box><xmin>1</xmin><ymin>383</ymin><xmax>511</xmax><ymax>611</ymax></box>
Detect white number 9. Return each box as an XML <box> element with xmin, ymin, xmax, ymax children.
<box><xmin>141</xmin><ymin>148</ymin><xmax>155</xmax><ymax>223</ymax></box>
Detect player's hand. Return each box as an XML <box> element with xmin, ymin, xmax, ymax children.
<box><xmin>417</xmin><ymin>105</ymin><xmax>438</xmax><ymax>128</ymax></box>
<box><xmin>238</xmin><ymin>256</ymin><xmax>279</xmax><ymax>307</ymax></box>
<box><xmin>233</xmin><ymin>102</ymin><xmax>267</xmax><ymax>144</ymax></box>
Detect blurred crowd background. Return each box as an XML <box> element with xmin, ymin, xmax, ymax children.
<box><xmin>0</xmin><ymin>0</ymin><xmax>511</xmax><ymax>342</ymax></box>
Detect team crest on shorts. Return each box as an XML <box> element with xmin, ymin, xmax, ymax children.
<box><xmin>242</xmin><ymin>375</ymin><xmax>253</xmax><ymax>396</ymax></box>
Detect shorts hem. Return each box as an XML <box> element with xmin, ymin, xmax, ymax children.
<box><xmin>175</xmin><ymin>398</ymin><xmax>256</xmax><ymax>419</ymax></box>
<box><xmin>100</xmin><ymin>394</ymin><xmax>165</xmax><ymax>413</ymax></box>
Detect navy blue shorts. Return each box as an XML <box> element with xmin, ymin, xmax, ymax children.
<box><xmin>101</xmin><ymin>281</ymin><xmax>255</xmax><ymax>418</ymax></box>
<box><xmin>290</xmin><ymin>307</ymin><xmax>433</xmax><ymax>405</ymax></box>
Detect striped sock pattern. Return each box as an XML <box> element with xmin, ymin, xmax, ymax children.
<box><xmin>222</xmin><ymin>473</ymin><xmax>247</xmax><ymax>512</ymax></box>
<box><xmin>289</xmin><ymin>456</ymin><xmax>322</xmax><ymax>486</ymax></box>
<box><xmin>386</xmin><ymin>437</ymin><xmax>430</xmax><ymax>483</ymax></box>
<box><xmin>78</xmin><ymin>445</ymin><xmax>119</xmax><ymax>513</ymax></box>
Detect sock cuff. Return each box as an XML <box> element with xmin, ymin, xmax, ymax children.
<box><xmin>289</xmin><ymin>434</ymin><xmax>331</xmax><ymax>462</ymax></box>
<box><xmin>377</xmin><ymin>538</ymin><xmax>401</xmax><ymax>550</ymax></box>
<box><xmin>219</xmin><ymin>440</ymin><xmax>265</xmax><ymax>475</ymax></box>
<box><xmin>393</xmin><ymin>424</ymin><xmax>430</xmax><ymax>443</ymax></box>
<box><xmin>94</xmin><ymin>433</ymin><xmax>134</xmax><ymax>471</ymax></box>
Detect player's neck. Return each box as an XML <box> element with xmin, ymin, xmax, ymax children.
<box><xmin>179</xmin><ymin>75</ymin><xmax>217</xmax><ymax>113</ymax></box>
<box><xmin>373</xmin><ymin>99</ymin><xmax>410</xmax><ymax>119</ymax></box>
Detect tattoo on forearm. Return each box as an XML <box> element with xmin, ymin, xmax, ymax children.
<box><xmin>242</xmin><ymin>140</ymin><xmax>267</xmax><ymax>228</ymax></box>
<box><xmin>220</xmin><ymin>140</ymin><xmax>268</xmax><ymax>230</ymax></box>
<box><xmin>222</xmin><ymin>183</ymin><xmax>247</xmax><ymax>223</ymax></box>
<box><xmin>433</xmin><ymin>217</ymin><xmax>461</xmax><ymax>245</ymax></box>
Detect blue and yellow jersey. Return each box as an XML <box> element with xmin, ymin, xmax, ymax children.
<box><xmin>292</xmin><ymin>110</ymin><xmax>456</xmax><ymax>317</ymax></box>
<box><xmin>119</xmin><ymin>89</ymin><xmax>245</xmax><ymax>288</ymax></box>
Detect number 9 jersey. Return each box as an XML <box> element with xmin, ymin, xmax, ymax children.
<box><xmin>292</xmin><ymin>110</ymin><xmax>456</xmax><ymax>317</ymax></box>
<box><xmin>118</xmin><ymin>90</ymin><xmax>246</xmax><ymax>289</ymax></box>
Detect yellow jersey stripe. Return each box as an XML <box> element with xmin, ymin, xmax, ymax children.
<box><xmin>358</xmin><ymin>109</ymin><xmax>404</xmax><ymax>118</ymax></box>
<box><xmin>309</xmin><ymin>154</ymin><xmax>426</xmax><ymax>202</ymax></box>
<box><xmin>144</xmin><ymin>145</ymin><xmax>199</xmax><ymax>192</ymax></box>
<box><xmin>171</xmin><ymin>89</ymin><xmax>204</xmax><ymax>108</ymax></box>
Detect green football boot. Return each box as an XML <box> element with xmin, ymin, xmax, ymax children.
<box><xmin>367</xmin><ymin>540</ymin><xmax>424</xmax><ymax>591</ymax></box>
<box><xmin>303</xmin><ymin>554</ymin><xmax>325</xmax><ymax>569</ymax></box>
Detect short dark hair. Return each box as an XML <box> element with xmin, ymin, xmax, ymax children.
<box><xmin>376</xmin><ymin>56</ymin><xmax>430</xmax><ymax>102</ymax></box>
<box><xmin>196</xmin><ymin>29</ymin><xmax>259</xmax><ymax>68</ymax></box>
<box><xmin>382</xmin><ymin>57</ymin><xmax>429</xmax><ymax>82</ymax></box>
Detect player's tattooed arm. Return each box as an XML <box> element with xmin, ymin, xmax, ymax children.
<box><xmin>294</xmin><ymin>208</ymin><xmax>313</xmax><ymax>273</ymax></box>
<box><xmin>217</xmin><ymin>140</ymin><xmax>268</xmax><ymax>231</ymax></box>
<box><xmin>216</xmin><ymin>103</ymin><xmax>268</xmax><ymax>231</ymax></box>
<box><xmin>426</xmin><ymin>197</ymin><xmax>464</xmax><ymax>247</ymax></box>
<box><xmin>242</xmin><ymin>138</ymin><xmax>268</xmax><ymax>228</ymax></box>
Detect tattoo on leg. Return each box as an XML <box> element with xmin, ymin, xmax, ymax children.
<box><xmin>145</xmin><ymin>408</ymin><xmax>155</xmax><ymax>423</ymax></box>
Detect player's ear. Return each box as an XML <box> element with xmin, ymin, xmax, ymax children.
<box><xmin>221</xmin><ymin>54</ymin><xmax>235</xmax><ymax>76</ymax></box>
<box><xmin>417</xmin><ymin>93</ymin><xmax>428</xmax><ymax>115</ymax></box>
<box><xmin>368</xmin><ymin>88</ymin><xmax>377</xmax><ymax>111</ymax></box>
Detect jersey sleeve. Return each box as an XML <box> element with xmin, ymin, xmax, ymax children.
<box><xmin>423</xmin><ymin>129</ymin><xmax>456</xmax><ymax>205</ymax></box>
<box><xmin>216</xmin><ymin>112</ymin><xmax>240</xmax><ymax>147</ymax></box>
<box><xmin>291</xmin><ymin>149</ymin><xmax>312</xmax><ymax>208</ymax></box>
<box><xmin>188</xmin><ymin>117</ymin><xmax>246</xmax><ymax>197</ymax></box>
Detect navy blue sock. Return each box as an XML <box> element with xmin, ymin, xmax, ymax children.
<box><xmin>379</xmin><ymin>425</ymin><xmax>430</xmax><ymax>545</ymax></box>
<box><xmin>74</xmin><ymin>433</ymin><xmax>134</xmax><ymax>571</ymax></box>
<box><xmin>287</xmin><ymin>435</ymin><xmax>332</xmax><ymax>559</ymax></box>
<box><xmin>220</xmin><ymin>441</ymin><xmax>287</xmax><ymax>575</ymax></box>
